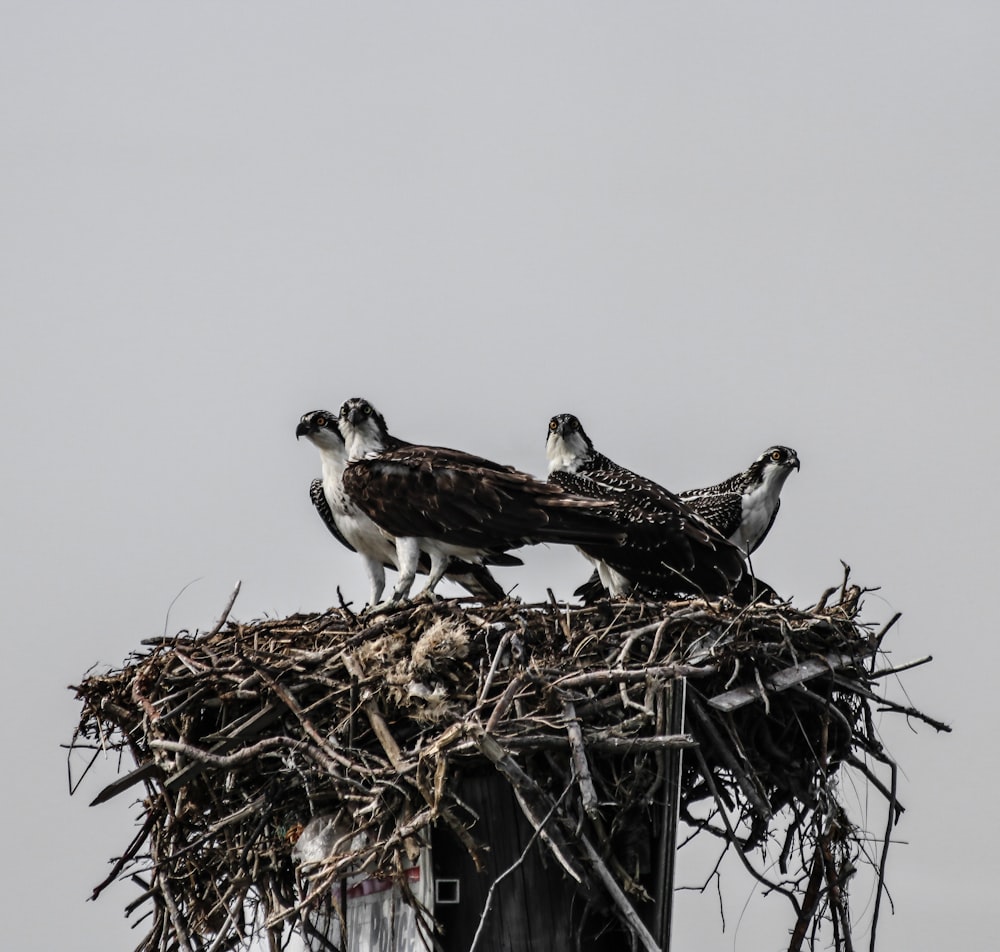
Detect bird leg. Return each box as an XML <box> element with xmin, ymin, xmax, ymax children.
<box><xmin>362</xmin><ymin>556</ymin><xmax>386</xmax><ymax>608</ymax></box>
<box><xmin>387</xmin><ymin>537</ymin><xmax>420</xmax><ymax>604</ymax></box>
<box><xmin>597</xmin><ymin>562</ymin><xmax>633</xmax><ymax>598</ymax></box>
<box><xmin>414</xmin><ymin>551</ymin><xmax>451</xmax><ymax>600</ymax></box>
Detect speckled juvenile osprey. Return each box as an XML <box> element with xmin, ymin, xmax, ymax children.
<box><xmin>296</xmin><ymin>409</ymin><xmax>513</xmax><ymax>606</ymax></box>
<box><xmin>546</xmin><ymin>413</ymin><xmax>744</xmax><ymax>599</ymax></box>
<box><xmin>338</xmin><ymin>398</ymin><xmax>626</xmax><ymax>609</ymax></box>
<box><xmin>680</xmin><ymin>445</ymin><xmax>800</xmax><ymax>557</ymax></box>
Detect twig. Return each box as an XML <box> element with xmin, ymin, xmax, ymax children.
<box><xmin>198</xmin><ymin>581</ymin><xmax>242</xmax><ymax>641</ymax></box>
<box><xmin>154</xmin><ymin>864</ymin><xmax>194</xmax><ymax>952</ymax></box>
<box><xmin>870</xmin><ymin>612</ymin><xmax>902</xmax><ymax>657</ymax></box>
<box><xmin>150</xmin><ymin>736</ymin><xmax>300</xmax><ymax>769</ymax></box>
<box><xmin>869</xmin><ymin>655</ymin><xmax>932</xmax><ymax>679</ymax></box>
<box><xmin>491</xmin><ymin>733</ymin><xmax>697</xmax><ymax>753</ymax></box>
<box><xmin>579</xmin><ymin>835</ymin><xmax>662</xmax><ymax>952</ymax></box>
<box><xmin>89</xmin><ymin>761</ymin><xmax>165</xmax><ymax>807</ymax></box>
<box><xmin>869</xmin><ymin>758</ymin><xmax>898</xmax><ymax>952</ymax></box>
<box><xmin>788</xmin><ymin>840</ymin><xmax>826</xmax><ymax>952</ymax></box>
<box><xmin>89</xmin><ymin>809</ymin><xmax>159</xmax><ymax>901</ymax></box>
<box><xmin>477</xmin><ymin>631</ymin><xmax>513</xmax><ymax>704</ymax></box>
<box><xmin>554</xmin><ymin>663</ymin><xmax>717</xmax><ymax>690</ymax></box>
<box><xmin>688</xmin><ymin>696</ymin><xmax>772</xmax><ymax>824</ymax></box>
<box><xmin>484</xmin><ymin>674</ymin><xmax>525</xmax><ymax>731</ymax></box>
<box><xmin>821</xmin><ymin>820</ymin><xmax>854</xmax><ymax>952</ymax></box>
<box><xmin>470</xmin><ymin>726</ymin><xmax>589</xmax><ymax>887</ymax></box>
<box><xmin>563</xmin><ymin>701</ymin><xmax>601</xmax><ymax>820</ymax></box>
<box><xmin>689</xmin><ymin>743</ymin><xmax>801</xmax><ymax>912</ymax></box>
<box><xmin>362</xmin><ymin>700</ymin><xmax>409</xmax><ymax>773</ymax></box>
<box><xmin>874</xmin><ymin>699</ymin><xmax>952</xmax><ymax>733</ymax></box>
<box><xmin>845</xmin><ymin>754</ymin><xmax>905</xmax><ymax>819</ymax></box>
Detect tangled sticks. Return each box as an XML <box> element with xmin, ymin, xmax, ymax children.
<box><xmin>69</xmin><ymin>572</ymin><xmax>946</xmax><ymax>952</ymax></box>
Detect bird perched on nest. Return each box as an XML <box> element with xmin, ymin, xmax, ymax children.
<box><xmin>337</xmin><ymin>397</ymin><xmax>626</xmax><ymax>610</ymax></box>
<box><xmin>296</xmin><ymin>409</ymin><xmax>513</xmax><ymax>607</ymax></box>
<box><xmin>546</xmin><ymin>413</ymin><xmax>745</xmax><ymax>600</ymax></box>
<box><xmin>679</xmin><ymin>445</ymin><xmax>800</xmax><ymax>557</ymax></box>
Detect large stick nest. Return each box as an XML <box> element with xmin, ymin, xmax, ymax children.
<box><xmin>69</xmin><ymin>569</ymin><xmax>946</xmax><ymax>952</ymax></box>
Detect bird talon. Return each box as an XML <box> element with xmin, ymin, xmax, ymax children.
<box><xmin>366</xmin><ymin>598</ymin><xmax>404</xmax><ymax>616</ymax></box>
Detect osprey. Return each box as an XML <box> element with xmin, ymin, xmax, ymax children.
<box><xmin>680</xmin><ymin>445</ymin><xmax>800</xmax><ymax>557</ymax></box>
<box><xmin>546</xmin><ymin>413</ymin><xmax>744</xmax><ymax>599</ymax></box>
<box><xmin>296</xmin><ymin>410</ymin><xmax>512</xmax><ymax>606</ymax></box>
<box><xmin>338</xmin><ymin>398</ymin><xmax>626</xmax><ymax>608</ymax></box>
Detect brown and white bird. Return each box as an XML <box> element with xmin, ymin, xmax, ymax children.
<box><xmin>338</xmin><ymin>398</ymin><xmax>626</xmax><ymax>609</ymax></box>
<box><xmin>296</xmin><ymin>409</ymin><xmax>513</xmax><ymax>606</ymax></box>
<box><xmin>546</xmin><ymin>413</ymin><xmax>744</xmax><ymax>599</ymax></box>
<box><xmin>679</xmin><ymin>445</ymin><xmax>800</xmax><ymax>557</ymax></box>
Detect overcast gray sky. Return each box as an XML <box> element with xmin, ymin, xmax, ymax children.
<box><xmin>3</xmin><ymin>3</ymin><xmax>998</xmax><ymax>949</ymax></box>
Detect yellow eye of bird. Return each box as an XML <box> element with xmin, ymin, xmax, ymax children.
<box><xmin>315</xmin><ymin>416</ymin><xmax>326</xmax><ymax>427</ymax></box>
<box><xmin>771</xmin><ymin>450</ymin><xmax>781</xmax><ymax>461</ymax></box>
<box><xmin>549</xmin><ymin>419</ymin><xmax>558</xmax><ymax>431</ymax></box>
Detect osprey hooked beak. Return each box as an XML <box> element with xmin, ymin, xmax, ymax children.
<box><xmin>765</xmin><ymin>446</ymin><xmax>800</xmax><ymax>472</ymax></box>
<box><xmin>547</xmin><ymin>414</ymin><xmax>582</xmax><ymax>439</ymax></box>
<box><xmin>296</xmin><ymin>411</ymin><xmax>337</xmax><ymax>440</ymax></box>
<box><xmin>341</xmin><ymin>399</ymin><xmax>378</xmax><ymax>427</ymax></box>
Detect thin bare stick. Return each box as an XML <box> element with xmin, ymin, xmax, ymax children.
<box><xmin>362</xmin><ymin>700</ymin><xmax>409</xmax><ymax>773</ymax></box>
<box><xmin>871</xmin><ymin>612</ymin><xmax>902</xmax><ymax>656</ymax></box>
<box><xmin>155</xmin><ymin>866</ymin><xmax>194</xmax><ymax>952</ymax></box>
<box><xmin>150</xmin><ymin>736</ymin><xmax>300</xmax><ymax>768</ymax></box>
<box><xmin>579</xmin><ymin>834</ymin><xmax>661</xmax><ymax>952</ymax></box>
<box><xmin>199</xmin><ymin>580</ymin><xmax>242</xmax><ymax>641</ymax></box>
<box><xmin>478</xmin><ymin>631</ymin><xmax>513</xmax><ymax>704</ymax></box>
<box><xmin>689</xmin><ymin>743</ymin><xmax>800</xmax><ymax>912</ymax></box>
<box><xmin>555</xmin><ymin>663</ymin><xmax>717</xmax><ymax>690</ymax></box>
<box><xmin>869</xmin><ymin>655</ymin><xmax>932</xmax><ymax>679</ymax></box>
<box><xmin>869</xmin><ymin>757</ymin><xmax>898</xmax><ymax>952</ymax></box>
<box><xmin>688</xmin><ymin>696</ymin><xmax>772</xmax><ymax>823</ymax></box>
<box><xmin>492</xmin><ymin>733</ymin><xmax>697</xmax><ymax>753</ymax></box>
<box><xmin>788</xmin><ymin>841</ymin><xmax>826</xmax><ymax>952</ymax></box>
<box><xmin>471</xmin><ymin>726</ymin><xmax>589</xmax><ymax>886</ymax></box>
<box><xmin>484</xmin><ymin>674</ymin><xmax>525</xmax><ymax>731</ymax></box>
<box><xmin>563</xmin><ymin>701</ymin><xmax>601</xmax><ymax>820</ymax></box>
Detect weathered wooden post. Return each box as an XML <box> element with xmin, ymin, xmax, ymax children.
<box><xmin>650</xmin><ymin>678</ymin><xmax>685</xmax><ymax>950</ymax></box>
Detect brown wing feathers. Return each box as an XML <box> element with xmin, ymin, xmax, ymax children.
<box><xmin>342</xmin><ymin>446</ymin><xmax>624</xmax><ymax>552</ymax></box>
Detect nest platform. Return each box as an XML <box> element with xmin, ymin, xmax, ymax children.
<box><xmin>69</xmin><ymin>571</ymin><xmax>945</xmax><ymax>952</ymax></box>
